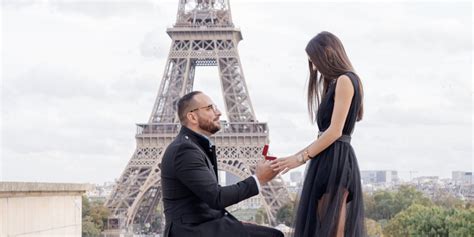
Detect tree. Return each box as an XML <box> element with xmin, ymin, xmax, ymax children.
<box><xmin>82</xmin><ymin>195</ymin><xmax>91</xmax><ymax>217</ymax></box>
<box><xmin>88</xmin><ymin>201</ymin><xmax>110</xmax><ymax>231</ymax></box>
<box><xmin>393</xmin><ymin>185</ymin><xmax>431</xmax><ymax>212</ymax></box>
<box><xmin>276</xmin><ymin>203</ymin><xmax>294</xmax><ymax>226</ymax></box>
<box><xmin>255</xmin><ymin>207</ymin><xmax>268</xmax><ymax>225</ymax></box>
<box><xmin>365</xmin><ymin>185</ymin><xmax>473</xmax><ymax>236</ymax></box>
<box><xmin>365</xmin><ymin>185</ymin><xmax>432</xmax><ymax>221</ymax></box>
<box><xmin>365</xmin><ymin>218</ymin><xmax>384</xmax><ymax>237</ymax></box>
<box><xmin>365</xmin><ymin>190</ymin><xmax>396</xmax><ymax>221</ymax></box>
<box><xmin>384</xmin><ymin>204</ymin><xmax>448</xmax><ymax>237</ymax></box>
<box><xmin>432</xmin><ymin>189</ymin><xmax>465</xmax><ymax>209</ymax></box>
<box><xmin>82</xmin><ymin>196</ymin><xmax>111</xmax><ymax>236</ymax></box>
<box><xmin>445</xmin><ymin>207</ymin><xmax>474</xmax><ymax>236</ymax></box>
<box><xmin>82</xmin><ymin>216</ymin><xmax>101</xmax><ymax>237</ymax></box>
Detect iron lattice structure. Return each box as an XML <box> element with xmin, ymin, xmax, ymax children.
<box><xmin>104</xmin><ymin>0</ymin><xmax>291</xmax><ymax>233</ymax></box>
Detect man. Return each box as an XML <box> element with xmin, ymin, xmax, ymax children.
<box><xmin>161</xmin><ymin>91</ymin><xmax>284</xmax><ymax>237</ymax></box>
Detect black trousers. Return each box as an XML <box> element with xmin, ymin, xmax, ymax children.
<box><xmin>242</xmin><ymin>222</ymin><xmax>284</xmax><ymax>237</ymax></box>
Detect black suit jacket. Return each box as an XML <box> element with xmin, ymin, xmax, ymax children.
<box><xmin>161</xmin><ymin>126</ymin><xmax>259</xmax><ymax>237</ymax></box>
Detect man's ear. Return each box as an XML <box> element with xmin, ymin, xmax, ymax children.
<box><xmin>186</xmin><ymin>112</ymin><xmax>198</xmax><ymax>125</ymax></box>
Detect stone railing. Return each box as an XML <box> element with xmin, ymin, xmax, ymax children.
<box><xmin>136</xmin><ymin>121</ymin><xmax>268</xmax><ymax>136</ymax></box>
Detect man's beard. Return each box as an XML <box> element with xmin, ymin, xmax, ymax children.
<box><xmin>198</xmin><ymin>118</ymin><xmax>221</xmax><ymax>134</ymax></box>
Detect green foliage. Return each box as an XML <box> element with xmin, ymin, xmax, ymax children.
<box><xmin>255</xmin><ymin>207</ymin><xmax>268</xmax><ymax>225</ymax></box>
<box><xmin>82</xmin><ymin>216</ymin><xmax>101</xmax><ymax>237</ymax></box>
<box><xmin>82</xmin><ymin>195</ymin><xmax>91</xmax><ymax>218</ymax></box>
<box><xmin>383</xmin><ymin>204</ymin><xmax>474</xmax><ymax>237</ymax></box>
<box><xmin>432</xmin><ymin>189</ymin><xmax>465</xmax><ymax>209</ymax></box>
<box><xmin>366</xmin><ymin>190</ymin><xmax>396</xmax><ymax>220</ymax></box>
<box><xmin>365</xmin><ymin>185</ymin><xmax>473</xmax><ymax>236</ymax></box>
<box><xmin>394</xmin><ymin>185</ymin><xmax>432</xmax><ymax>209</ymax></box>
<box><xmin>82</xmin><ymin>196</ymin><xmax>110</xmax><ymax>236</ymax></box>
<box><xmin>384</xmin><ymin>204</ymin><xmax>445</xmax><ymax>237</ymax></box>
<box><xmin>365</xmin><ymin>218</ymin><xmax>384</xmax><ymax>237</ymax></box>
<box><xmin>445</xmin><ymin>207</ymin><xmax>474</xmax><ymax>236</ymax></box>
<box><xmin>365</xmin><ymin>185</ymin><xmax>432</xmax><ymax>221</ymax></box>
<box><xmin>276</xmin><ymin>203</ymin><xmax>294</xmax><ymax>226</ymax></box>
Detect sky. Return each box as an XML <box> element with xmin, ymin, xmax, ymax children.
<box><xmin>1</xmin><ymin>0</ymin><xmax>472</xmax><ymax>184</ymax></box>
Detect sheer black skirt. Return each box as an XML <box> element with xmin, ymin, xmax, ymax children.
<box><xmin>292</xmin><ymin>140</ymin><xmax>366</xmax><ymax>237</ymax></box>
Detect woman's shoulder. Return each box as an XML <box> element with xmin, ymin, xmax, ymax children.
<box><xmin>333</xmin><ymin>74</ymin><xmax>355</xmax><ymax>97</ymax></box>
<box><xmin>337</xmin><ymin>72</ymin><xmax>359</xmax><ymax>88</ymax></box>
<box><xmin>336</xmin><ymin>74</ymin><xmax>352</xmax><ymax>86</ymax></box>
<box><xmin>337</xmin><ymin>74</ymin><xmax>351</xmax><ymax>81</ymax></box>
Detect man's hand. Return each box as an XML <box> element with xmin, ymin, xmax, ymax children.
<box><xmin>255</xmin><ymin>160</ymin><xmax>279</xmax><ymax>185</ymax></box>
<box><xmin>270</xmin><ymin>155</ymin><xmax>304</xmax><ymax>175</ymax></box>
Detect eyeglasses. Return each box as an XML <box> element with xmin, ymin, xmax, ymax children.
<box><xmin>189</xmin><ymin>104</ymin><xmax>219</xmax><ymax>113</ymax></box>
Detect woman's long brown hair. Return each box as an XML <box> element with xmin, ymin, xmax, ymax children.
<box><xmin>305</xmin><ymin>31</ymin><xmax>364</xmax><ymax>123</ymax></box>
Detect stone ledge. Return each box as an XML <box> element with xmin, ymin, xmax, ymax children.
<box><xmin>0</xmin><ymin>182</ymin><xmax>92</xmax><ymax>194</ymax></box>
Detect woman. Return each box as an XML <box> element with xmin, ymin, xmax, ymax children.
<box><xmin>271</xmin><ymin>31</ymin><xmax>366</xmax><ymax>237</ymax></box>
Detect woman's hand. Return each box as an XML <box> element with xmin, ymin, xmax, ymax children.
<box><xmin>270</xmin><ymin>155</ymin><xmax>304</xmax><ymax>175</ymax></box>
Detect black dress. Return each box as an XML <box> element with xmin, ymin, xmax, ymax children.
<box><xmin>293</xmin><ymin>72</ymin><xmax>366</xmax><ymax>237</ymax></box>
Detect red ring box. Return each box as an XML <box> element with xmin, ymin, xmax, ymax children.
<box><xmin>262</xmin><ymin>145</ymin><xmax>276</xmax><ymax>160</ymax></box>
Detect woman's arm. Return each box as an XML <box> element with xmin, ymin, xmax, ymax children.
<box><xmin>271</xmin><ymin>75</ymin><xmax>355</xmax><ymax>174</ymax></box>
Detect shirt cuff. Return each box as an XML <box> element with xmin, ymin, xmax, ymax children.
<box><xmin>251</xmin><ymin>175</ymin><xmax>261</xmax><ymax>194</ymax></box>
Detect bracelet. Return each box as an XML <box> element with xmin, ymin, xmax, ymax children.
<box><xmin>303</xmin><ymin>149</ymin><xmax>311</xmax><ymax>162</ymax></box>
<box><xmin>298</xmin><ymin>153</ymin><xmax>306</xmax><ymax>164</ymax></box>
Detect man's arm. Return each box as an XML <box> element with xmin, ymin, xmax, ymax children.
<box><xmin>174</xmin><ymin>144</ymin><xmax>259</xmax><ymax>210</ymax></box>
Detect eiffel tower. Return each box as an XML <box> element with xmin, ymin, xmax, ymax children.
<box><xmin>105</xmin><ymin>0</ymin><xmax>290</xmax><ymax>233</ymax></box>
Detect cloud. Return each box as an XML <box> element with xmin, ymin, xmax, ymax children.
<box><xmin>3</xmin><ymin>64</ymin><xmax>107</xmax><ymax>100</ymax></box>
<box><xmin>51</xmin><ymin>1</ymin><xmax>153</xmax><ymax>17</ymax></box>
<box><xmin>139</xmin><ymin>29</ymin><xmax>169</xmax><ymax>59</ymax></box>
<box><xmin>1</xmin><ymin>0</ymin><xmax>37</xmax><ymax>9</ymax></box>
